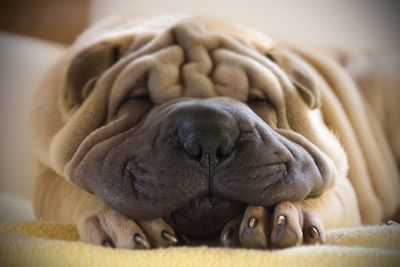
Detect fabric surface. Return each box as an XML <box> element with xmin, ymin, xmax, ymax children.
<box><xmin>0</xmin><ymin>221</ymin><xmax>399</xmax><ymax>267</ymax></box>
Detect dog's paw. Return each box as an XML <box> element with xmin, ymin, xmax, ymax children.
<box><xmin>220</xmin><ymin>201</ymin><xmax>325</xmax><ymax>249</ymax></box>
<box><xmin>77</xmin><ymin>208</ymin><xmax>179</xmax><ymax>249</ymax></box>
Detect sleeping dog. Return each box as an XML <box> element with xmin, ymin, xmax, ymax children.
<box><xmin>31</xmin><ymin>15</ymin><xmax>400</xmax><ymax>249</ymax></box>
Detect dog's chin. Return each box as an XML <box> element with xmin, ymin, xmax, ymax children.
<box><xmin>166</xmin><ymin>196</ymin><xmax>245</xmax><ymax>239</ymax></box>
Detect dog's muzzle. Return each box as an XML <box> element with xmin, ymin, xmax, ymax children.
<box><xmin>69</xmin><ymin>98</ymin><xmax>332</xmax><ymax>238</ymax></box>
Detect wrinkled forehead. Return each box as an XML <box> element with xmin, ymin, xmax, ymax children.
<box><xmin>72</xmin><ymin>15</ymin><xmax>276</xmax><ymax>54</ymax></box>
<box><xmin>93</xmin><ymin>16</ymin><xmax>285</xmax><ymax>108</ymax></box>
<box><xmin>65</xmin><ymin>15</ymin><xmax>297</xmax><ymax>121</ymax></box>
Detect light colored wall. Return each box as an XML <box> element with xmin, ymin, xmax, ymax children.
<box><xmin>90</xmin><ymin>0</ymin><xmax>399</xmax><ymax>51</ymax></box>
<box><xmin>0</xmin><ymin>33</ymin><xmax>66</xmax><ymax>200</ymax></box>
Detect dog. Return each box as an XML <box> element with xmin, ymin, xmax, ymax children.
<box><xmin>31</xmin><ymin>15</ymin><xmax>400</xmax><ymax>249</ymax></box>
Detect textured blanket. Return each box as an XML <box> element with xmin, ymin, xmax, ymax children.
<box><xmin>0</xmin><ymin>221</ymin><xmax>399</xmax><ymax>266</ymax></box>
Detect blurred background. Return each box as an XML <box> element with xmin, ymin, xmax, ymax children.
<box><xmin>1</xmin><ymin>0</ymin><xmax>400</xmax><ymax>49</ymax></box>
<box><xmin>0</xmin><ymin>0</ymin><xmax>399</xmax><ymax>220</ymax></box>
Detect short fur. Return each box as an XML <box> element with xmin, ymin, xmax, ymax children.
<box><xmin>31</xmin><ymin>15</ymin><xmax>400</xmax><ymax>248</ymax></box>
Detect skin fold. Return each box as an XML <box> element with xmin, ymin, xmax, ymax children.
<box><xmin>31</xmin><ymin>15</ymin><xmax>400</xmax><ymax>249</ymax></box>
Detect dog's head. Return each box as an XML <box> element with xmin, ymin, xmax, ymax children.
<box><xmin>50</xmin><ymin>16</ymin><xmax>343</xmax><ymax>238</ymax></box>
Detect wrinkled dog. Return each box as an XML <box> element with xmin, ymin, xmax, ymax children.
<box><xmin>31</xmin><ymin>15</ymin><xmax>400</xmax><ymax>249</ymax></box>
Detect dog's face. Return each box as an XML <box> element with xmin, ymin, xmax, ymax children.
<box><xmin>56</xmin><ymin>17</ymin><xmax>339</xmax><ymax>238</ymax></box>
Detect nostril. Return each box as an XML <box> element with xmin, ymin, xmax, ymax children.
<box><xmin>180</xmin><ymin>135</ymin><xmax>236</xmax><ymax>166</ymax></box>
<box><xmin>216</xmin><ymin>147</ymin><xmax>225</xmax><ymax>161</ymax></box>
<box><xmin>216</xmin><ymin>141</ymin><xmax>234</xmax><ymax>159</ymax></box>
<box><xmin>184</xmin><ymin>142</ymin><xmax>202</xmax><ymax>159</ymax></box>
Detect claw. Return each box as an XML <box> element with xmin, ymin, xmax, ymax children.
<box><xmin>177</xmin><ymin>232</ymin><xmax>190</xmax><ymax>245</ymax></box>
<box><xmin>102</xmin><ymin>239</ymin><xmax>115</xmax><ymax>248</ymax></box>
<box><xmin>133</xmin><ymin>233</ymin><xmax>150</xmax><ymax>249</ymax></box>
<box><xmin>161</xmin><ymin>230</ymin><xmax>178</xmax><ymax>244</ymax></box>
<box><xmin>248</xmin><ymin>217</ymin><xmax>258</xmax><ymax>228</ymax></box>
<box><xmin>277</xmin><ymin>215</ymin><xmax>286</xmax><ymax>226</ymax></box>
<box><xmin>221</xmin><ymin>227</ymin><xmax>235</xmax><ymax>242</ymax></box>
<box><xmin>385</xmin><ymin>220</ymin><xmax>399</xmax><ymax>225</ymax></box>
<box><xmin>309</xmin><ymin>226</ymin><xmax>320</xmax><ymax>240</ymax></box>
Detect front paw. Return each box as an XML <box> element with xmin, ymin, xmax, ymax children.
<box><xmin>220</xmin><ymin>201</ymin><xmax>325</xmax><ymax>249</ymax></box>
<box><xmin>77</xmin><ymin>208</ymin><xmax>179</xmax><ymax>249</ymax></box>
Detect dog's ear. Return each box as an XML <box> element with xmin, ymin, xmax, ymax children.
<box><xmin>63</xmin><ymin>43</ymin><xmax>121</xmax><ymax>110</ymax></box>
<box><xmin>268</xmin><ymin>48</ymin><xmax>321</xmax><ymax>109</ymax></box>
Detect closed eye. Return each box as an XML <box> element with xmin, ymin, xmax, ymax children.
<box><xmin>247</xmin><ymin>89</ymin><xmax>277</xmax><ymax>127</ymax></box>
<box><xmin>131</xmin><ymin>94</ymin><xmax>151</xmax><ymax>101</ymax></box>
<box><xmin>248</xmin><ymin>88</ymin><xmax>267</xmax><ymax>103</ymax></box>
<box><xmin>111</xmin><ymin>46</ymin><xmax>121</xmax><ymax>65</ymax></box>
<box><xmin>266</xmin><ymin>53</ymin><xmax>276</xmax><ymax>63</ymax></box>
<box><xmin>248</xmin><ymin>94</ymin><xmax>265</xmax><ymax>103</ymax></box>
<box><xmin>129</xmin><ymin>87</ymin><xmax>152</xmax><ymax>102</ymax></box>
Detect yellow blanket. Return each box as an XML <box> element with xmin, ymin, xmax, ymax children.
<box><xmin>0</xmin><ymin>222</ymin><xmax>399</xmax><ymax>267</ymax></box>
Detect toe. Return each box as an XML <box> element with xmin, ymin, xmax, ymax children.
<box><xmin>138</xmin><ymin>218</ymin><xmax>179</xmax><ymax>247</ymax></box>
<box><xmin>270</xmin><ymin>201</ymin><xmax>303</xmax><ymax>248</ymax></box>
<box><xmin>239</xmin><ymin>206</ymin><xmax>269</xmax><ymax>249</ymax></box>
<box><xmin>302</xmin><ymin>207</ymin><xmax>325</xmax><ymax>245</ymax></box>
<box><xmin>78</xmin><ymin>216</ymin><xmax>111</xmax><ymax>247</ymax></box>
<box><xmin>99</xmin><ymin>209</ymin><xmax>150</xmax><ymax>249</ymax></box>
<box><xmin>220</xmin><ymin>216</ymin><xmax>241</xmax><ymax>247</ymax></box>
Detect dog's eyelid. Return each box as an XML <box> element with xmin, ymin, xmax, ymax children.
<box><xmin>248</xmin><ymin>89</ymin><xmax>278</xmax><ymax>115</ymax></box>
<box><xmin>132</xmin><ymin>94</ymin><xmax>151</xmax><ymax>101</ymax></box>
<box><xmin>248</xmin><ymin>95</ymin><xmax>264</xmax><ymax>102</ymax></box>
<box><xmin>266</xmin><ymin>53</ymin><xmax>276</xmax><ymax>63</ymax></box>
<box><xmin>111</xmin><ymin>45</ymin><xmax>121</xmax><ymax>65</ymax></box>
<box><xmin>129</xmin><ymin>88</ymin><xmax>151</xmax><ymax>101</ymax></box>
<box><xmin>81</xmin><ymin>76</ymin><xmax>98</xmax><ymax>100</ymax></box>
<box><xmin>248</xmin><ymin>88</ymin><xmax>268</xmax><ymax>102</ymax></box>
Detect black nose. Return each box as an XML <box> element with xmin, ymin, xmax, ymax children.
<box><xmin>172</xmin><ymin>102</ymin><xmax>240</xmax><ymax>168</ymax></box>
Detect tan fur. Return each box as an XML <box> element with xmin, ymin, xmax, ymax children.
<box><xmin>31</xmin><ymin>15</ymin><xmax>399</xmax><ymax>245</ymax></box>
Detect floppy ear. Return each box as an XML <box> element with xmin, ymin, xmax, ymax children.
<box><xmin>268</xmin><ymin>48</ymin><xmax>321</xmax><ymax>109</ymax></box>
<box><xmin>63</xmin><ymin>43</ymin><xmax>121</xmax><ymax>110</ymax></box>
